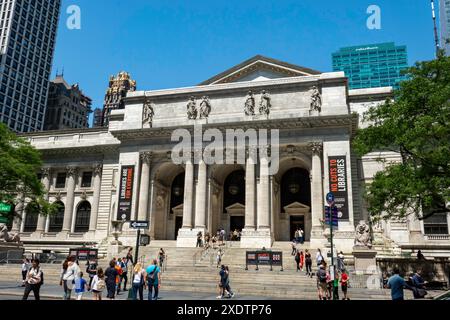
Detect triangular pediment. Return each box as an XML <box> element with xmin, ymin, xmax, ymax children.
<box><xmin>225</xmin><ymin>202</ymin><xmax>245</xmax><ymax>215</ymax></box>
<box><xmin>199</xmin><ymin>55</ymin><xmax>321</xmax><ymax>85</ymax></box>
<box><xmin>283</xmin><ymin>202</ymin><xmax>310</xmax><ymax>214</ymax></box>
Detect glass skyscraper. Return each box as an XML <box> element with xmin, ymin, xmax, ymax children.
<box><xmin>440</xmin><ymin>0</ymin><xmax>450</xmax><ymax>55</ymax></box>
<box><xmin>0</xmin><ymin>0</ymin><xmax>61</xmax><ymax>133</ymax></box>
<box><xmin>332</xmin><ymin>42</ymin><xmax>409</xmax><ymax>90</ymax></box>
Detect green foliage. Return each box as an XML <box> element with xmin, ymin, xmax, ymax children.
<box><xmin>0</xmin><ymin>123</ymin><xmax>58</xmax><ymax>219</ymax></box>
<box><xmin>353</xmin><ymin>52</ymin><xmax>450</xmax><ymax>221</ymax></box>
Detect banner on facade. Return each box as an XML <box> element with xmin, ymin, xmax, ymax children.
<box><xmin>328</xmin><ymin>156</ymin><xmax>349</xmax><ymax>220</ymax></box>
<box><xmin>117</xmin><ymin>165</ymin><xmax>135</xmax><ymax>221</ymax></box>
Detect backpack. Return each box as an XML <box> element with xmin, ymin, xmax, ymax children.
<box><xmin>147</xmin><ymin>267</ymin><xmax>157</xmax><ymax>282</ymax></box>
<box><xmin>96</xmin><ymin>278</ymin><xmax>106</xmax><ymax>291</ymax></box>
<box><xmin>318</xmin><ymin>269</ymin><xmax>327</xmax><ymax>283</ymax></box>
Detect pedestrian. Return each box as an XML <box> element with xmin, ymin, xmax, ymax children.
<box><xmin>411</xmin><ymin>269</ymin><xmax>427</xmax><ymax>299</ymax></box>
<box><xmin>158</xmin><ymin>248</ymin><xmax>166</xmax><ymax>270</ymax></box>
<box><xmin>337</xmin><ymin>251</ymin><xmax>345</xmax><ymax>272</ymax></box>
<box><xmin>316</xmin><ymin>263</ymin><xmax>328</xmax><ymax>300</ymax></box>
<box><xmin>333</xmin><ymin>271</ymin><xmax>340</xmax><ymax>300</ymax></box>
<box><xmin>341</xmin><ymin>269</ymin><xmax>350</xmax><ymax>300</ymax></box>
<box><xmin>299</xmin><ymin>228</ymin><xmax>304</xmax><ymax>244</ymax></box>
<box><xmin>86</xmin><ymin>259</ymin><xmax>98</xmax><ymax>290</ymax></box>
<box><xmin>299</xmin><ymin>251</ymin><xmax>305</xmax><ymax>272</ymax></box>
<box><xmin>21</xmin><ymin>258</ymin><xmax>31</xmax><ymax>287</ymax></box>
<box><xmin>91</xmin><ymin>268</ymin><xmax>105</xmax><ymax>300</ymax></box>
<box><xmin>326</xmin><ymin>266</ymin><xmax>332</xmax><ymax>300</ymax></box>
<box><xmin>216</xmin><ymin>249</ymin><xmax>223</xmax><ymax>268</ymax></box>
<box><xmin>316</xmin><ymin>249</ymin><xmax>324</xmax><ymax>267</ymax></box>
<box><xmin>126</xmin><ymin>247</ymin><xmax>134</xmax><ymax>265</ymax></box>
<box><xmin>417</xmin><ymin>250</ymin><xmax>425</xmax><ymax>260</ymax></box>
<box><xmin>295</xmin><ymin>251</ymin><xmax>301</xmax><ymax>272</ymax></box>
<box><xmin>224</xmin><ymin>266</ymin><xmax>235</xmax><ymax>298</ymax></box>
<box><xmin>212</xmin><ymin>235</ymin><xmax>217</xmax><ymax>249</ymax></box>
<box><xmin>386</xmin><ymin>268</ymin><xmax>412</xmax><ymax>301</ymax></box>
<box><xmin>146</xmin><ymin>259</ymin><xmax>161</xmax><ymax>301</ymax></box>
<box><xmin>220</xmin><ymin>228</ymin><xmax>225</xmax><ymax>246</ymax></box>
<box><xmin>132</xmin><ymin>262</ymin><xmax>145</xmax><ymax>300</ymax></box>
<box><xmin>105</xmin><ymin>260</ymin><xmax>119</xmax><ymax>300</ymax></box>
<box><xmin>305</xmin><ymin>249</ymin><xmax>313</xmax><ymax>278</ymax></box>
<box><xmin>291</xmin><ymin>240</ymin><xmax>297</xmax><ymax>256</ymax></box>
<box><xmin>22</xmin><ymin>259</ymin><xmax>43</xmax><ymax>301</ymax></box>
<box><xmin>61</xmin><ymin>256</ymin><xmax>79</xmax><ymax>300</ymax></box>
<box><xmin>196</xmin><ymin>231</ymin><xmax>203</xmax><ymax>247</ymax></box>
<box><xmin>74</xmin><ymin>271</ymin><xmax>87</xmax><ymax>300</ymax></box>
<box><xmin>217</xmin><ymin>265</ymin><xmax>234</xmax><ymax>299</ymax></box>
<box><xmin>115</xmin><ymin>258</ymin><xmax>123</xmax><ymax>294</ymax></box>
<box><xmin>120</xmin><ymin>256</ymin><xmax>129</xmax><ymax>291</ymax></box>
<box><xmin>232</xmin><ymin>229</ymin><xmax>239</xmax><ymax>241</ymax></box>
<box><xmin>294</xmin><ymin>229</ymin><xmax>300</xmax><ymax>244</ymax></box>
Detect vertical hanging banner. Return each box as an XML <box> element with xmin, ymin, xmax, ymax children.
<box><xmin>328</xmin><ymin>156</ymin><xmax>349</xmax><ymax>220</ymax></box>
<box><xmin>117</xmin><ymin>165</ymin><xmax>135</xmax><ymax>221</ymax></box>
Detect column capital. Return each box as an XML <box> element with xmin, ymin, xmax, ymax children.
<box><xmin>93</xmin><ymin>164</ymin><xmax>103</xmax><ymax>176</ymax></box>
<box><xmin>66</xmin><ymin>166</ymin><xmax>78</xmax><ymax>177</ymax></box>
<box><xmin>259</xmin><ymin>144</ymin><xmax>272</xmax><ymax>158</ymax></box>
<box><xmin>140</xmin><ymin>151</ymin><xmax>153</xmax><ymax>164</ymax></box>
<box><xmin>308</xmin><ymin>141</ymin><xmax>323</xmax><ymax>155</ymax></box>
<box><xmin>41</xmin><ymin>167</ymin><xmax>51</xmax><ymax>178</ymax></box>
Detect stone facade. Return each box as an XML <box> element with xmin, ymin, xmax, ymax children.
<box><xmin>15</xmin><ymin>56</ymin><xmax>450</xmax><ymax>257</ymax></box>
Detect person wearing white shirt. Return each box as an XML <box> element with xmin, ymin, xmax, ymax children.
<box><xmin>22</xmin><ymin>259</ymin><xmax>43</xmax><ymax>300</ymax></box>
<box><xmin>61</xmin><ymin>256</ymin><xmax>80</xmax><ymax>300</ymax></box>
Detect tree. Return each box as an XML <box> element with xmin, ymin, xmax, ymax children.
<box><xmin>353</xmin><ymin>51</ymin><xmax>450</xmax><ymax>222</ymax></box>
<box><xmin>0</xmin><ymin>123</ymin><xmax>58</xmax><ymax>222</ymax></box>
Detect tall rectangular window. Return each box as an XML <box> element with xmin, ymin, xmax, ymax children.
<box><xmin>55</xmin><ymin>172</ymin><xmax>66</xmax><ymax>189</ymax></box>
<box><xmin>81</xmin><ymin>171</ymin><xmax>93</xmax><ymax>188</ymax></box>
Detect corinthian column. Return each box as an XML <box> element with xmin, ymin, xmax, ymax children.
<box><xmin>194</xmin><ymin>153</ymin><xmax>207</xmax><ymax>229</ymax></box>
<box><xmin>36</xmin><ymin>168</ymin><xmax>51</xmax><ymax>233</ymax></box>
<box><xmin>182</xmin><ymin>154</ymin><xmax>194</xmax><ymax>229</ymax></box>
<box><xmin>63</xmin><ymin>167</ymin><xmax>77</xmax><ymax>233</ymax></box>
<box><xmin>138</xmin><ymin>152</ymin><xmax>152</xmax><ymax>221</ymax></box>
<box><xmin>89</xmin><ymin>164</ymin><xmax>103</xmax><ymax>232</ymax></box>
<box><xmin>309</xmin><ymin>142</ymin><xmax>323</xmax><ymax>228</ymax></box>
<box><xmin>244</xmin><ymin>147</ymin><xmax>256</xmax><ymax>230</ymax></box>
<box><xmin>257</xmin><ymin>148</ymin><xmax>270</xmax><ymax>230</ymax></box>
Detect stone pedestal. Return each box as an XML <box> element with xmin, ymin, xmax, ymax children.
<box><xmin>108</xmin><ymin>243</ymin><xmax>124</xmax><ymax>261</ymax></box>
<box><xmin>0</xmin><ymin>242</ymin><xmax>24</xmax><ymax>253</ymax></box>
<box><xmin>240</xmin><ymin>229</ymin><xmax>273</xmax><ymax>249</ymax></box>
<box><xmin>352</xmin><ymin>247</ymin><xmax>378</xmax><ymax>273</ymax></box>
<box><xmin>176</xmin><ymin>228</ymin><xmax>205</xmax><ymax>248</ymax></box>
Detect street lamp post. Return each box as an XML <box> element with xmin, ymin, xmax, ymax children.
<box><xmin>326</xmin><ymin>192</ymin><xmax>338</xmax><ymax>300</ymax></box>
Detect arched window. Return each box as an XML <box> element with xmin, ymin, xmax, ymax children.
<box><xmin>75</xmin><ymin>201</ymin><xmax>91</xmax><ymax>233</ymax></box>
<box><xmin>23</xmin><ymin>202</ymin><xmax>39</xmax><ymax>232</ymax></box>
<box><xmin>170</xmin><ymin>173</ymin><xmax>185</xmax><ymax>214</ymax></box>
<box><xmin>280</xmin><ymin>168</ymin><xmax>311</xmax><ymax>212</ymax></box>
<box><xmin>223</xmin><ymin>170</ymin><xmax>246</xmax><ymax>209</ymax></box>
<box><xmin>49</xmin><ymin>201</ymin><xmax>65</xmax><ymax>233</ymax></box>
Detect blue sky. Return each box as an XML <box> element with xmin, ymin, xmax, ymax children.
<box><xmin>53</xmin><ymin>0</ymin><xmax>437</xmax><ymax>124</ymax></box>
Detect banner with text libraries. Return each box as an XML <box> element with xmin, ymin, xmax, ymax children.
<box><xmin>328</xmin><ymin>156</ymin><xmax>349</xmax><ymax>220</ymax></box>
<box><xmin>117</xmin><ymin>165</ymin><xmax>135</xmax><ymax>221</ymax></box>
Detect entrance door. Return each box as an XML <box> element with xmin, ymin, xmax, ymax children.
<box><xmin>290</xmin><ymin>216</ymin><xmax>305</xmax><ymax>240</ymax></box>
<box><xmin>230</xmin><ymin>216</ymin><xmax>245</xmax><ymax>234</ymax></box>
<box><xmin>175</xmin><ymin>216</ymin><xmax>183</xmax><ymax>239</ymax></box>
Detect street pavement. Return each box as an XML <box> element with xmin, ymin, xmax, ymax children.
<box><xmin>0</xmin><ymin>280</ymin><xmax>272</xmax><ymax>301</ymax></box>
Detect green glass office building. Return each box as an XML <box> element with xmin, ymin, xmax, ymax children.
<box><xmin>332</xmin><ymin>42</ymin><xmax>409</xmax><ymax>89</ymax></box>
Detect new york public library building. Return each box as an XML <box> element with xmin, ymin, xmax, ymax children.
<box><xmin>11</xmin><ymin>56</ymin><xmax>450</xmax><ymax>260</ymax></box>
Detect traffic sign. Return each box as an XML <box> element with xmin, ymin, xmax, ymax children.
<box><xmin>326</xmin><ymin>193</ymin><xmax>335</xmax><ymax>205</ymax></box>
<box><xmin>140</xmin><ymin>234</ymin><xmax>151</xmax><ymax>246</ymax></box>
<box><xmin>130</xmin><ymin>220</ymin><xmax>149</xmax><ymax>229</ymax></box>
<box><xmin>0</xmin><ymin>203</ymin><xmax>12</xmax><ymax>213</ymax></box>
<box><xmin>325</xmin><ymin>206</ymin><xmax>339</xmax><ymax>227</ymax></box>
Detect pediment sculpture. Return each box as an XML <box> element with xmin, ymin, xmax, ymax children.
<box><xmin>244</xmin><ymin>91</ymin><xmax>255</xmax><ymax>116</ymax></box>
<box><xmin>187</xmin><ymin>96</ymin><xmax>198</xmax><ymax>120</ymax></box>
<box><xmin>354</xmin><ymin>220</ymin><xmax>372</xmax><ymax>248</ymax></box>
<box><xmin>199</xmin><ymin>96</ymin><xmax>212</xmax><ymax>119</ymax></box>
<box><xmin>310</xmin><ymin>86</ymin><xmax>322</xmax><ymax>113</ymax></box>
<box><xmin>259</xmin><ymin>90</ymin><xmax>271</xmax><ymax>116</ymax></box>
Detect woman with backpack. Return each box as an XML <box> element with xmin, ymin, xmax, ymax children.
<box><xmin>91</xmin><ymin>268</ymin><xmax>105</xmax><ymax>300</ymax></box>
<box><xmin>132</xmin><ymin>263</ymin><xmax>145</xmax><ymax>300</ymax></box>
<box><xmin>61</xmin><ymin>256</ymin><xmax>79</xmax><ymax>300</ymax></box>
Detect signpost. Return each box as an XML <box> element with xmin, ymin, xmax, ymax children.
<box><xmin>326</xmin><ymin>192</ymin><xmax>338</xmax><ymax>300</ymax></box>
<box><xmin>129</xmin><ymin>220</ymin><xmax>149</xmax><ymax>265</ymax></box>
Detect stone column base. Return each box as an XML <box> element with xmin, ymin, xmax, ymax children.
<box><xmin>240</xmin><ymin>229</ymin><xmax>273</xmax><ymax>249</ymax></box>
<box><xmin>176</xmin><ymin>228</ymin><xmax>206</xmax><ymax>248</ymax></box>
<box><xmin>310</xmin><ymin>227</ymin><xmax>327</xmax><ymax>250</ymax></box>
<box><xmin>352</xmin><ymin>247</ymin><xmax>377</xmax><ymax>272</ymax></box>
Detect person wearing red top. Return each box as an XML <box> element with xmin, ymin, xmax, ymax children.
<box><xmin>340</xmin><ymin>270</ymin><xmax>350</xmax><ymax>300</ymax></box>
<box><xmin>114</xmin><ymin>261</ymin><xmax>123</xmax><ymax>295</ymax></box>
<box><xmin>299</xmin><ymin>251</ymin><xmax>305</xmax><ymax>272</ymax></box>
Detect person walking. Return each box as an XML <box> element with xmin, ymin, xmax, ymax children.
<box><xmin>305</xmin><ymin>249</ymin><xmax>313</xmax><ymax>278</ymax></box>
<box><xmin>218</xmin><ymin>265</ymin><xmax>234</xmax><ymax>299</ymax></box>
<box><xmin>22</xmin><ymin>259</ymin><xmax>43</xmax><ymax>301</ymax></box>
<box><xmin>74</xmin><ymin>272</ymin><xmax>87</xmax><ymax>300</ymax></box>
<box><xmin>126</xmin><ymin>247</ymin><xmax>134</xmax><ymax>265</ymax></box>
<box><xmin>120</xmin><ymin>257</ymin><xmax>129</xmax><ymax>291</ymax></box>
<box><xmin>105</xmin><ymin>260</ymin><xmax>119</xmax><ymax>300</ymax></box>
<box><xmin>299</xmin><ymin>228</ymin><xmax>304</xmax><ymax>244</ymax></box>
<box><xmin>61</xmin><ymin>256</ymin><xmax>79</xmax><ymax>300</ymax></box>
<box><xmin>21</xmin><ymin>258</ymin><xmax>31</xmax><ymax>287</ymax></box>
<box><xmin>333</xmin><ymin>271</ymin><xmax>340</xmax><ymax>300</ymax></box>
<box><xmin>86</xmin><ymin>259</ymin><xmax>98</xmax><ymax>290</ymax></box>
<box><xmin>158</xmin><ymin>248</ymin><xmax>166</xmax><ymax>270</ymax></box>
<box><xmin>295</xmin><ymin>251</ymin><xmax>301</xmax><ymax>272</ymax></box>
<box><xmin>291</xmin><ymin>240</ymin><xmax>297</xmax><ymax>256</ymax></box>
<box><xmin>132</xmin><ymin>263</ymin><xmax>145</xmax><ymax>300</ymax></box>
<box><xmin>341</xmin><ymin>269</ymin><xmax>350</xmax><ymax>300</ymax></box>
<box><xmin>386</xmin><ymin>268</ymin><xmax>412</xmax><ymax>301</ymax></box>
<box><xmin>316</xmin><ymin>249</ymin><xmax>324</xmax><ymax>267</ymax></box>
<box><xmin>316</xmin><ymin>263</ymin><xmax>328</xmax><ymax>300</ymax></box>
<box><xmin>91</xmin><ymin>268</ymin><xmax>105</xmax><ymax>300</ymax></box>
<box><xmin>196</xmin><ymin>231</ymin><xmax>203</xmax><ymax>247</ymax></box>
<box><xmin>146</xmin><ymin>259</ymin><xmax>161</xmax><ymax>301</ymax></box>
<box><xmin>216</xmin><ymin>249</ymin><xmax>223</xmax><ymax>268</ymax></box>
<box><xmin>299</xmin><ymin>251</ymin><xmax>305</xmax><ymax>272</ymax></box>
<box><xmin>115</xmin><ymin>258</ymin><xmax>123</xmax><ymax>295</ymax></box>
<box><xmin>337</xmin><ymin>251</ymin><xmax>345</xmax><ymax>272</ymax></box>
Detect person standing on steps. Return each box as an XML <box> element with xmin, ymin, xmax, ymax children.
<box><xmin>294</xmin><ymin>229</ymin><xmax>300</xmax><ymax>244</ymax></box>
<box><xmin>305</xmin><ymin>249</ymin><xmax>313</xmax><ymax>277</ymax></box>
<box><xmin>105</xmin><ymin>260</ymin><xmax>119</xmax><ymax>300</ymax></box>
<box><xmin>299</xmin><ymin>251</ymin><xmax>305</xmax><ymax>272</ymax></box>
<box><xmin>146</xmin><ymin>259</ymin><xmax>161</xmax><ymax>301</ymax></box>
<box><xmin>22</xmin><ymin>259</ymin><xmax>43</xmax><ymax>301</ymax></box>
<box><xmin>316</xmin><ymin>263</ymin><xmax>328</xmax><ymax>300</ymax></box>
<box><xmin>197</xmin><ymin>231</ymin><xmax>203</xmax><ymax>247</ymax></box>
<box><xmin>337</xmin><ymin>251</ymin><xmax>345</xmax><ymax>272</ymax></box>
<box><xmin>119</xmin><ymin>256</ymin><xmax>129</xmax><ymax>292</ymax></box>
<box><xmin>295</xmin><ymin>251</ymin><xmax>301</xmax><ymax>272</ymax></box>
<box><xmin>158</xmin><ymin>248</ymin><xmax>166</xmax><ymax>270</ymax></box>
<box><xmin>291</xmin><ymin>240</ymin><xmax>297</xmax><ymax>256</ymax></box>
<box><xmin>216</xmin><ymin>249</ymin><xmax>223</xmax><ymax>268</ymax></box>
<box><xmin>126</xmin><ymin>247</ymin><xmax>134</xmax><ymax>265</ymax></box>
<box><xmin>316</xmin><ymin>249</ymin><xmax>324</xmax><ymax>267</ymax></box>
<box><xmin>299</xmin><ymin>228</ymin><xmax>304</xmax><ymax>244</ymax></box>
<box><xmin>115</xmin><ymin>258</ymin><xmax>123</xmax><ymax>295</ymax></box>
